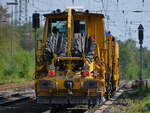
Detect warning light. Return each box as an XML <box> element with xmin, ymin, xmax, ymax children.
<box><xmin>49</xmin><ymin>71</ymin><xmax>54</xmax><ymax>76</ymax></box>
<box><xmin>84</xmin><ymin>71</ymin><xmax>89</xmax><ymax>76</ymax></box>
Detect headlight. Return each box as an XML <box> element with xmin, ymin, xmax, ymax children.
<box><xmin>93</xmin><ymin>70</ymin><xmax>98</xmax><ymax>77</ymax></box>
<box><xmin>84</xmin><ymin>70</ymin><xmax>89</xmax><ymax>76</ymax></box>
<box><xmin>49</xmin><ymin>65</ymin><xmax>55</xmax><ymax>76</ymax></box>
<box><xmin>83</xmin><ymin>65</ymin><xmax>90</xmax><ymax>76</ymax></box>
<box><xmin>49</xmin><ymin>65</ymin><xmax>54</xmax><ymax>70</ymax></box>
<box><xmin>49</xmin><ymin>70</ymin><xmax>54</xmax><ymax>76</ymax></box>
<box><xmin>84</xmin><ymin>65</ymin><xmax>89</xmax><ymax>70</ymax></box>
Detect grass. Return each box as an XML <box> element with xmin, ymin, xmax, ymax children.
<box><xmin>0</xmin><ymin>74</ymin><xmax>33</xmax><ymax>85</ymax></box>
<box><xmin>119</xmin><ymin>88</ymin><xmax>150</xmax><ymax>113</ymax></box>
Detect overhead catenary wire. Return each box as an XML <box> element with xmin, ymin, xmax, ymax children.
<box><xmin>4</xmin><ymin>0</ymin><xmax>150</xmax><ymax>49</ymax></box>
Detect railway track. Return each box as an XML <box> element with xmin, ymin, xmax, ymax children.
<box><xmin>84</xmin><ymin>80</ymin><xmax>127</xmax><ymax>113</ymax></box>
<box><xmin>0</xmin><ymin>90</ymin><xmax>34</xmax><ymax>106</ymax></box>
<box><xmin>0</xmin><ymin>86</ymin><xmax>52</xmax><ymax>113</ymax></box>
<box><xmin>0</xmin><ymin>81</ymin><xmax>34</xmax><ymax>91</ymax></box>
<box><xmin>0</xmin><ymin>80</ymin><xmax>129</xmax><ymax>113</ymax></box>
<box><xmin>0</xmin><ymin>89</ymin><xmax>42</xmax><ymax>113</ymax></box>
<box><xmin>43</xmin><ymin>80</ymin><xmax>128</xmax><ymax>113</ymax></box>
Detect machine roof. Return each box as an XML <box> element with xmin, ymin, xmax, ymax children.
<box><xmin>43</xmin><ymin>11</ymin><xmax>104</xmax><ymax>18</ymax></box>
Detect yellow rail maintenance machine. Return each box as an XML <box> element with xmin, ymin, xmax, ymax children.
<box><xmin>32</xmin><ymin>8</ymin><xmax>119</xmax><ymax>105</ymax></box>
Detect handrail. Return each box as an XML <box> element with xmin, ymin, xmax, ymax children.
<box><xmin>55</xmin><ymin>57</ymin><xmax>83</xmax><ymax>60</ymax></box>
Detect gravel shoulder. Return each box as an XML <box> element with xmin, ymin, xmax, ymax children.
<box><xmin>102</xmin><ymin>87</ymin><xmax>150</xmax><ymax>113</ymax></box>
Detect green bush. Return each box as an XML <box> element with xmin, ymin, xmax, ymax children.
<box><xmin>0</xmin><ymin>23</ymin><xmax>35</xmax><ymax>84</ymax></box>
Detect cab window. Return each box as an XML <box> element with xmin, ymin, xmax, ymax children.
<box><xmin>74</xmin><ymin>20</ymin><xmax>86</xmax><ymax>34</ymax></box>
<box><xmin>47</xmin><ymin>18</ymin><xmax>67</xmax><ymax>36</ymax></box>
<box><xmin>47</xmin><ymin>18</ymin><xmax>86</xmax><ymax>36</ymax></box>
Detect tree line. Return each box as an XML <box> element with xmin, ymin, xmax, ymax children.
<box><xmin>119</xmin><ymin>39</ymin><xmax>150</xmax><ymax>80</ymax></box>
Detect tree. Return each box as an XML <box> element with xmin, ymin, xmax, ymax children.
<box><xmin>0</xmin><ymin>4</ymin><xmax>10</xmax><ymax>21</ymax></box>
<box><xmin>119</xmin><ymin>39</ymin><xmax>150</xmax><ymax>80</ymax></box>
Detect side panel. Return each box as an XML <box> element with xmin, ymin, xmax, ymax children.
<box><xmin>87</xmin><ymin>16</ymin><xmax>105</xmax><ymax>49</ymax></box>
<box><xmin>113</xmin><ymin>42</ymin><xmax>119</xmax><ymax>86</ymax></box>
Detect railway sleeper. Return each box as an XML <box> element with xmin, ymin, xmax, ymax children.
<box><xmin>0</xmin><ymin>96</ymin><xmax>30</xmax><ymax>106</ymax></box>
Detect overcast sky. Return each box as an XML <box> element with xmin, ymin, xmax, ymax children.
<box><xmin>1</xmin><ymin>0</ymin><xmax>150</xmax><ymax>49</ymax></box>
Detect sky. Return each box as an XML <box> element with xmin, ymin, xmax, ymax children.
<box><xmin>1</xmin><ymin>0</ymin><xmax>150</xmax><ymax>49</ymax></box>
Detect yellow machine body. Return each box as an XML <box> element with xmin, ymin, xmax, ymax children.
<box><xmin>105</xmin><ymin>35</ymin><xmax>119</xmax><ymax>95</ymax></box>
<box><xmin>34</xmin><ymin>9</ymin><xmax>119</xmax><ymax>105</ymax></box>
